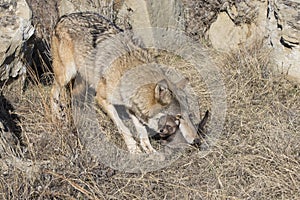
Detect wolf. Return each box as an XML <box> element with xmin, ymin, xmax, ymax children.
<box><xmin>51</xmin><ymin>12</ymin><xmax>200</xmax><ymax>153</ymax></box>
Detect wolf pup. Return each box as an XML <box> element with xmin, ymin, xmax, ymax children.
<box><xmin>157</xmin><ymin>111</ymin><xmax>210</xmax><ymax>146</ymax></box>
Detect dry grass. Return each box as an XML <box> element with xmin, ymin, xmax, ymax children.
<box><xmin>0</xmin><ymin>39</ymin><xmax>299</xmax><ymax>200</ymax></box>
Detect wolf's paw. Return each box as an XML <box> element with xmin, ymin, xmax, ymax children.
<box><xmin>127</xmin><ymin>144</ymin><xmax>142</xmax><ymax>154</ymax></box>
<box><xmin>140</xmin><ymin>139</ymin><xmax>157</xmax><ymax>154</ymax></box>
<box><xmin>51</xmin><ymin>99</ymin><xmax>68</xmax><ymax>121</ymax></box>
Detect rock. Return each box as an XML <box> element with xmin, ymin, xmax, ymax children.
<box><xmin>267</xmin><ymin>0</ymin><xmax>300</xmax><ymax>81</ymax></box>
<box><xmin>26</xmin><ymin>0</ymin><xmax>300</xmax><ymax>82</ymax></box>
<box><xmin>26</xmin><ymin>0</ymin><xmax>58</xmax><ymax>43</ymax></box>
<box><xmin>208</xmin><ymin>1</ymin><xmax>267</xmax><ymax>51</ymax></box>
<box><xmin>208</xmin><ymin>11</ymin><xmax>251</xmax><ymax>51</ymax></box>
<box><xmin>181</xmin><ymin>0</ymin><xmax>223</xmax><ymax>41</ymax></box>
<box><xmin>118</xmin><ymin>0</ymin><xmax>184</xmax><ymax>30</ymax></box>
<box><xmin>0</xmin><ymin>0</ymin><xmax>34</xmax><ymax>83</ymax></box>
<box><xmin>117</xmin><ymin>0</ymin><xmax>185</xmax><ymax>47</ymax></box>
<box><xmin>204</xmin><ymin>0</ymin><xmax>300</xmax><ymax>81</ymax></box>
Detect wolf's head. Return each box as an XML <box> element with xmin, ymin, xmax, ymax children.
<box><xmin>154</xmin><ymin>79</ymin><xmax>173</xmax><ymax>106</ymax></box>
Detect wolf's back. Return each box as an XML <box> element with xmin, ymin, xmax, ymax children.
<box><xmin>53</xmin><ymin>12</ymin><xmax>121</xmax><ymax>49</ymax></box>
<box><xmin>51</xmin><ymin>12</ymin><xmax>122</xmax><ymax>87</ymax></box>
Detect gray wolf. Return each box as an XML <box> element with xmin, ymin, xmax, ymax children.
<box><xmin>51</xmin><ymin>12</ymin><xmax>201</xmax><ymax>153</ymax></box>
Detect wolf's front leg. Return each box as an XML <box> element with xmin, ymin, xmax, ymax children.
<box><xmin>131</xmin><ymin>114</ymin><xmax>156</xmax><ymax>154</ymax></box>
<box><xmin>106</xmin><ymin>104</ymin><xmax>142</xmax><ymax>153</ymax></box>
<box><xmin>51</xmin><ymin>81</ymin><xmax>68</xmax><ymax>119</ymax></box>
<box><xmin>96</xmin><ymin>96</ymin><xmax>141</xmax><ymax>153</ymax></box>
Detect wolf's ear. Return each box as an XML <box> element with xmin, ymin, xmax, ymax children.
<box><xmin>175</xmin><ymin>77</ymin><xmax>189</xmax><ymax>89</ymax></box>
<box><xmin>157</xmin><ymin>79</ymin><xmax>169</xmax><ymax>89</ymax></box>
<box><xmin>155</xmin><ymin>79</ymin><xmax>168</xmax><ymax>98</ymax></box>
<box><xmin>197</xmin><ymin>110</ymin><xmax>209</xmax><ymax>137</ymax></box>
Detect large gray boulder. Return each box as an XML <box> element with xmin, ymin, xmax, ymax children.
<box><xmin>116</xmin><ymin>0</ymin><xmax>185</xmax><ymax>47</ymax></box>
<box><xmin>117</xmin><ymin>0</ymin><xmax>184</xmax><ymax>30</ymax></box>
<box><xmin>267</xmin><ymin>0</ymin><xmax>300</xmax><ymax>81</ymax></box>
<box><xmin>206</xmin><ymin>0</ymin><xmax>300</xmax><ymax>81</ymax></box>
<box><xmin>208</xmin><ymin>1</ymin><xmax>267</xmax><ymax>51</ymax></box>
<box><xmin>0</xmin><ymin>0</ymin><xmax>34</xmax><ymax>82</ymax></box>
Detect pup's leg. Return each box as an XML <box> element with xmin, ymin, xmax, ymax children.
<box><xmin>130</xmin><ymin>114</ymin><xmax>156</xmax><ymax>153</ymax></box>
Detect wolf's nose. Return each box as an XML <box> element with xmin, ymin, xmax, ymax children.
<box><xmin>193</xmin><ymin>138</ymin><xmax>200</xmax><ymax>145</ymax></box>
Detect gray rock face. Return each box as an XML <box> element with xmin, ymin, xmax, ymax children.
<box><xmin>0</xmin><ymin>0</ymin><xmax>34</xmax><ymax>82</ymax></box>
<box><xmin>4</xmin><ymin>0</ymin><xmax>297</xmax><ymax>83</ymax></box>
<box><xmin>208</xmin><ymin>1</ymin><xmax>267</xmax><ymax>51</ymax></box>
<box><xmin>204</xmin><ymin>0</ymin><xmax>300</xmax><ymax>81</ymax></box>
<box><xmin>271</xmin><ymin>0</ymin><xmax>300</xmax><ymax>47</ymax></box>
<box><xmin>267</xmin><ymin>0</ymin><xmax>300</xmax><ymax>81</ymax></box>
<box><xmin>182</xmin><ymin>0</ymin><xmax>223</xmax><ymax>41</ymax></box>
<box><xmin>115</xmin><ymin>0</ymin><xmax>185</xmax><ymax>49</ymax></box>
<box><xmin>117</xmin><ymin>0</ymin><xmax>184</xmax><ymax>30</ymax></box>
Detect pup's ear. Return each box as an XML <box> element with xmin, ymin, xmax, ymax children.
<box><xmin>154</xmin><ymin>79</ymin><xmax>169</xmax><ymax>99</ymax></box>
<box><xmin>175</xmin><ymin>77</ymin><xmax>189</xmax><ymax>89</ymax></box>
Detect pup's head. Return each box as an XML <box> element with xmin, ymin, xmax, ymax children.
<box><xmin>157</xmin><ymin>113</ymin><xmax>200</xmax><ymax>146</ymax></box>
<box><xmin>157</xmin><ymin>111</ymin><xmax>210</xmax><ymax>147</ymax></box>
<box><xmin>157</xmin><ymin>114</ymin><xmax>180</xmax><ymax>139</ymax></box>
